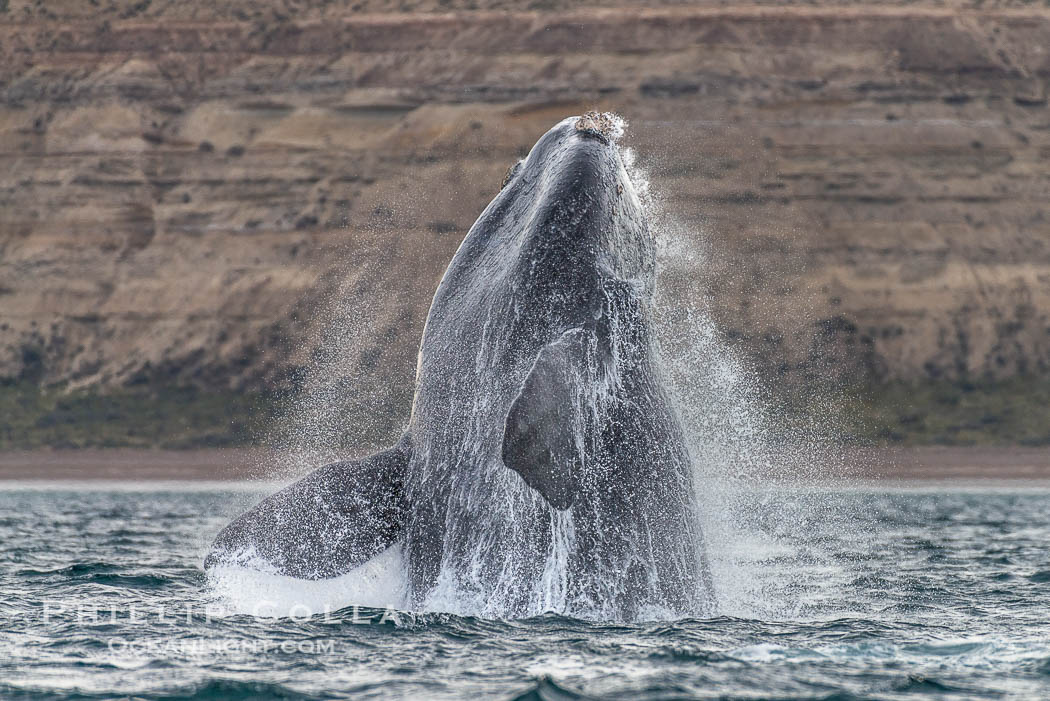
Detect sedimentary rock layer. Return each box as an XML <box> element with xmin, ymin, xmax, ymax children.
<box><xmin>2</xmin><ymin>1</ymin><xmax>1049</xmax><ymax>393</ymax></box>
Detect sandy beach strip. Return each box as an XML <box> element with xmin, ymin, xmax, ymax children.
<box><xmin>0</xmin><ymin>446</ymin><xmax>1047</xmax><ymax>482</ymax></box>
<box><xmin>0</xmin><ymin>449</ymin><xmax>266</xmax><ymax>482</ymax></box>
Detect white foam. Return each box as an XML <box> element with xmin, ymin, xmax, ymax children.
<box><xmin>604</xmin><ymin>112</ymin><xmax>628</xmax><ymax>142</ymax></box>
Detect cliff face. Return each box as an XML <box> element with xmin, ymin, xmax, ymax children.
<box><xmin>2</xmin><ymin>1</ymin><xmax>1050</xmax><ymax>394</ymax></box>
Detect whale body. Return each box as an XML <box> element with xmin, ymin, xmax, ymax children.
<box><xmin>207</xmin><ymin>114</ymin><xmax>715</xmax><ymax>619</ymax></box>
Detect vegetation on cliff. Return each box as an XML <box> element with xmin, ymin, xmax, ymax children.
<box><xmin>3</xmin><ymin>378</ymin><xmax>1050</xmax><ymax>450</ymax></box>
<box><xmin>0</xmin><ymin>382</ymin><xmax>269</xmax><ymax>450</ymax></box>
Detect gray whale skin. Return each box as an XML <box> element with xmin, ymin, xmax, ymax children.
<box><xmin>206</xmin><ymin>114</ymin><xmax>714</xmax><ymax>619</ymax></box>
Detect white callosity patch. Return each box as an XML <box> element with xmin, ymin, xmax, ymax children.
<box><xmin>207</xmin><ymin>544</ymin><xmax>407</xmax><ymax>617</ymax></box>
<box><xmin>574</xmin><ymin>111</ymin><xmax>628</xmax><ymax>143</ymax></box>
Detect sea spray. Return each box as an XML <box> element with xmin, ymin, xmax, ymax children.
<box><xmin>210</xmin><ymin>114</ymin><xmax>874</xmax><ymax>622</ymax></box>
<box><xmin>267</xmin><ymin>230</ymin><xmax>419</xmax><ymax>482</ymax></box>
<box><xmin>633</xmin><ymin>128</ymin><xmax>874</xmax><ymax>621</ymax></box>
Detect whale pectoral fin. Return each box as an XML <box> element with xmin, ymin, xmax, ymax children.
<box><xmin>502</xmin><ymin>330</ymin><xmax>589</xmax><ymax>510</ymax></box>
<box><xmin>205</xmin><ymin>441</ymin><xmax>410</xmax><ymax>580</ymax></box>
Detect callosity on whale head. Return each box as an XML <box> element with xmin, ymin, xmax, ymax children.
<box><xmin>206</xmin><ymin>113</ymin><xmax>715</xmax><ymax>621</ymax></box>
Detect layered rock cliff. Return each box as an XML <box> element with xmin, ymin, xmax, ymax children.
<box><xmin>2</xmin><ymin>1</ymin><xmax>1049</xmax><ymax>398</ymax></box>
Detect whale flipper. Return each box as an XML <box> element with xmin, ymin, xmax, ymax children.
<box><xmin>502</xmin><ymin>329</ymin><xmax>592</xmax><ymax>510</ymax></box>
<box><xmin>205</xmin><ymin>441</ymin><xmax>410</xmax><ymax>579</ymax></box>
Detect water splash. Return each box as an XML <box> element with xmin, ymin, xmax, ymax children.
<box><xmin>211</xmin><ymin>116</ymin><xmax>871</xmax><ymax>622</ymax></box>
<box><xmin>632</xmin><ymin>137</ymin><xmax>871</xmax><ymax>622</ymax></box>
<box><xmin>265</xmin><ymin>231</ymin><xmax>418</xmax><ymax>482</ymax></box>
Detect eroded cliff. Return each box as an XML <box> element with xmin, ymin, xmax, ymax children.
<box><xmin>2</xmin><ymin>1</ymin><xmax>1049</xmax><ymax>398</ymax></box>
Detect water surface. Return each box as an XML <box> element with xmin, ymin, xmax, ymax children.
<box><xmin>2</xmin><ymin>483</ymin><xmax>1049</xmax><ymax>699</ymax></box>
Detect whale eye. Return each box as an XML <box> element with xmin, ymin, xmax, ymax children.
<box><xmin>501</xmin><ymin>160</ymin><xmax>522</xmax><ymax>191</ymax></box>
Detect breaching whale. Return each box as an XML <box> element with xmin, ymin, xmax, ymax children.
<box><xmin>206</xmin><ymin>113</ymin><xmax>715</xmax><ymax>619</ymax></box>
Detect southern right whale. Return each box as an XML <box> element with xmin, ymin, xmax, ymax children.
<box><xmin>207</xmin><ymin>112</ymin><xmax>715</xmax><ymax>619</ymax></box>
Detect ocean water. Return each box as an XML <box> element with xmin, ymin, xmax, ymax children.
<box><xmin>3</xmin><ymin>482</ymin><xmax>1050</xmax><ymax>700</ymax></box>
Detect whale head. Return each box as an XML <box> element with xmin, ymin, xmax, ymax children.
<box><xmin>453</xmin><ymin>113</ymin><xmax>654</xmax><ymax>303</ymax></box>
<box><xmin>416</xmin><ymin>112</ymin><xmax>676</xmax><ymax>515</ymax></box>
